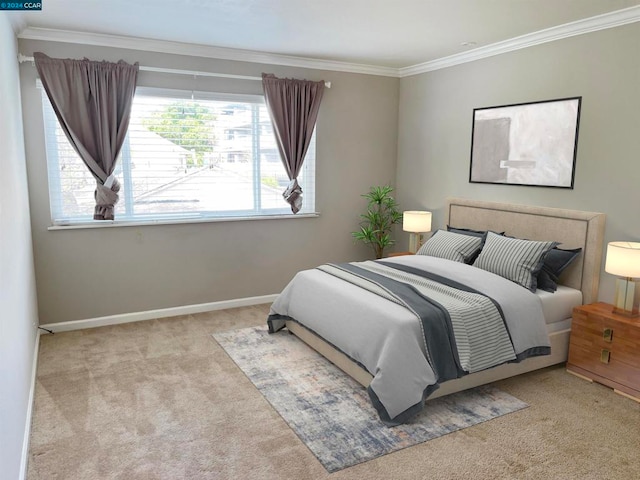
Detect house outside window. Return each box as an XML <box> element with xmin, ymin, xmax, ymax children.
<box><xmin>41</xmin><ymin>87</ymin><xmax>316</xmax><ymax>225</ymax></box>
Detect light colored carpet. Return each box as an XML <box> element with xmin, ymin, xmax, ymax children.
<box><xmin>28</xmin><ymin>304</ymin><xmax>640</xmax><ymax>479</ymax></box>
<box><xmin>214</xmin><ymin>326</ymin><xmax>528</xmax><ymax>473</ymax></box>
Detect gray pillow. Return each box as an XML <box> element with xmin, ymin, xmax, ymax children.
<box><xmin>446</xmin><ymin>226</ymin><xmax>487</xmax><ymax>238</ymax></box>
<box><xmin>473</xmin><ymin>232</ymin><xmax>559</xmax><ymax>292</ymax></box>
<box><xmin>416</xmin><ymin>229</ymin><xmax>484</xmax><ymax>264</ymax></box>
<box><xmin>536</xmin><ymin>247</ymin><xmax>583</xmax><ymax>292</ymax></box>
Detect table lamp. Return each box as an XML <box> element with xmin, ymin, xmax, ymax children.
<box><xmin>604</xmin><ymin>241</ymin><xmax>640</xmax><ymax>317</ymax></box>
<box><xmin>403</xmin><ymin>211</ymin><xmax>432</xmax><ymax>254</ymax></box>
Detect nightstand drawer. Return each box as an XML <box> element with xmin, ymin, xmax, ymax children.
<box><xmin>568</xmin><ymin>343</ymin><xmax>640</xmax><ymax>387</ymax></box>
<box><xmin>568</xmin><ymin>303</ymin><xmax>640</xmax><ymax>401</ymax></box>
<box><xmin>570</xmin><ymin>317</ymin><xmax>640</xmax><ymax>369</ymax></box>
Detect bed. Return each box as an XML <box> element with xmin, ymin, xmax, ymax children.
<box><xmin>268</xmin><ymin>197</ymin><xmax>606</xmax><ymax>424</ymax></box>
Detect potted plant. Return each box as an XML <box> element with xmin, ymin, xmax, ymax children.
<box><xmin>352</xmin><ymin>185</ymin><xmax>403</xmax><ymax>259</ymax></box>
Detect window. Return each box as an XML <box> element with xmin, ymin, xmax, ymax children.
<box><xmin>41</xmin><ymin>87</ymin><xmax>316</xmax><ymax>225</ymax></box>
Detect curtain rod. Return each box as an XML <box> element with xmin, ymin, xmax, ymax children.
<box><xmin>17</xmin><ymin>54</ymin><xmax>331</xmax><ymax>88</ymax></box>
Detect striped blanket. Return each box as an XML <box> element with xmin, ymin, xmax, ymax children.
<box><xmin>317</xmin><ymin>261</ymin><xmax>516</xmax><ymax>379</ymax></box>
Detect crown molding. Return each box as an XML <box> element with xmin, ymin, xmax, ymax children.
<box><xmin>17</xmin><ymin>27</ymin><xmax>400</xmax><ymax>78</ymax></box>
<box><xmin>16</xmin><ymin>5</ymin><xmax>640</xmax><ymax>79</ymax></box>
<box><xmin>400</xmin><ymin>5</ymin><xmax>640</xmax><ymax>77</ymax></box>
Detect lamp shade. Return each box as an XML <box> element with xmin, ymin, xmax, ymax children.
<box><xmin>403</xmin><ymin>211</ymin><xmax>432</xmax><ymax>233</ymax></box>
<box><xmin>605</xmin><ymin>242</ymin><xmax>640</xmax><ymax>278</ymax></box>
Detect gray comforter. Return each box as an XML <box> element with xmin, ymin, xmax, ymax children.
<box><xmin>268</xmin><ymin>255</ymin><xmax>550</xmax><ymax>425</ymax></box>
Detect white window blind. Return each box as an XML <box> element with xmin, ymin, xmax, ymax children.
<box><xmin>41</xmin><ymin>86</ymin><xmax>316</xmax><ymax>225</ymax></box>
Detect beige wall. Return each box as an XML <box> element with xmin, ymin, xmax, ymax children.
<box><xmin>396</xmin><ymin>22</ymin><xmax>640</xmax><ymax>303</ymax></box>
<box><xmin>19</xmin><ymin>39</ymin><xmax>399</xmax><ymax>324</ymax></box>
<box><xmin>0</xmin><ymin>16</ymin><xmax>39</xmax><ymax>480</ymax></box>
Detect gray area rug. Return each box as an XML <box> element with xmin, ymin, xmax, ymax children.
<box><xmin>214</xmin><ymin>326</ymin><xmax>528</xmax><ymax>473</ymax></box>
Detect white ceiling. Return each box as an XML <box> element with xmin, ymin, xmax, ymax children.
<box><xmin>9</xmin><ymin>0</ymin><xmax>640</xmax><ymax>70</ymax></box>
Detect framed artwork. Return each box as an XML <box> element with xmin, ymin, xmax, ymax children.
<box><xmin>469</xmin><ymin>97</ymin><xmax>581</xmax><ymax>189</ymax></box>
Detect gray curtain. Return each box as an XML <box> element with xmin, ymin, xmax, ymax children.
<box><xmin>34</xmin><ymin>52</ymin><xmax>139</xmax><ymax>220</ymax></box>
<box><xmin>262</xmin><ymin>73</ymin><xmax>324</xmax><ymax>214</ymax></box>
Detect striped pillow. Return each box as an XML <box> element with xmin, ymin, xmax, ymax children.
<box><xmin>416</xmin><ymin>230</ymin><xmax>484</xmax><ymax>264</ymax></box>
<box><xmin>473</xmin><ymin>232</ymin><xmax>559</xmax><ymax>291</ymax></box>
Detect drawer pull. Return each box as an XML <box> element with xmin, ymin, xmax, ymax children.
<box><xmin>600</xmin><ymin>349</ymin><xmax>610</xmax><ymax>364</ymax></box>
<box><xmin>603</xmin><ymin>328</ymin><xmax>613</xmax><ymax>343</ymax></box>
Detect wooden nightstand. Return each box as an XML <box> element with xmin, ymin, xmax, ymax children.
<box><xmin>387</xmin><ymin>251</ymin><xmax>414</xmax><ymax>257</ymax></box>
<box><xmin>567</xmin><ymin>302</ymin><xmax>640</xmax><ymax>402</ymax></box>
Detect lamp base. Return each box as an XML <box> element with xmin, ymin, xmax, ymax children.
<box><xmin>408</xmin><ymin>233</ymin><xmax>422</xmax><ymax>254</ymax></box>
<box><xmin>612</xmin><ymin>277</ymin><xmax>640</xmax><ymax>317</ymax></box>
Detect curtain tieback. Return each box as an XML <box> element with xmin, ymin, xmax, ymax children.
<box><xmin>94</xmin><ymin>178</ymin><xmax>121</xmax><ymax>220</ymax></box>
<box><xmin>283</xmin><ymin>179</ymin><xmax>303</xmax><ymax>214</ymax></box>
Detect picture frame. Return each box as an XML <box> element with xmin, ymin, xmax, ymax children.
<box><xmin>469</xmin><ymin>97</ymin><xmax>581</xmax><ymax>189</ymax></box>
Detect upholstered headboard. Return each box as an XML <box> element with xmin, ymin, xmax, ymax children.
<box><xmin>446</xmin><ymin>197</ymin><xmax>606</xmax><ymax>304</ymax></box>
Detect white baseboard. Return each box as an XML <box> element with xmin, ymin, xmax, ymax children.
<box><xmin>39</xmin><ymin>294</ymin><xmax>279</xmax><ymax>333</ymax></box>
<box><xmin>20</xmin><ymin>329</ymin><xmax>41</xmax><ymax>480</ymax></box>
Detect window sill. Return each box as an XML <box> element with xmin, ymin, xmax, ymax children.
<box><xmin>47</xmin><ymin>212</ymin><xmax>320</xmax><ymax>231</ymax></box>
